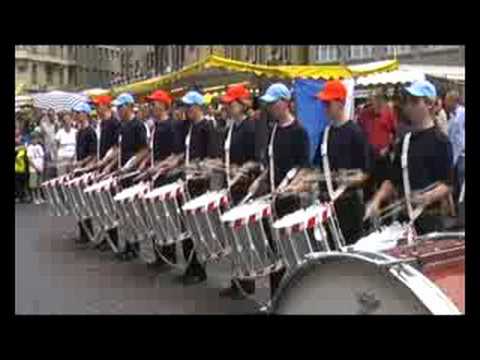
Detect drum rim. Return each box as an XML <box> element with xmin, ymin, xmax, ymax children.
<box><xmin>220</xmin><ymin>201</ymin><xmax>271</xmax><ymax>223</ymax></box>
<box><xmin>144</xmin><ymin>181</ymin><xmax>183</xmax><ymax>199</ymax></box>
<box><xmin>113</xmin><ymin>184</ymin><xmax>149</xmax><ymax>201</ymax></box>
<box><xmin>268</xmin><ymin>251</ymin><xmax>461</xmax><ymax>315</ymax></box>
<box><xmin>182</xmin><ymin>189</ymin><xmax>228</xmax><ymax>212</ymax></box>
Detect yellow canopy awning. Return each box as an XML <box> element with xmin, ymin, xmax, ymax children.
<box><xmin>110</xmin><ymin>55</ymin><xmax>399</xmax><ymax>96</ymax></box>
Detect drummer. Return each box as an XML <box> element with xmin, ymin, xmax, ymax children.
<box><xmin>315</xmin><ymin>80</ymin><xmax>372</xmax><ymax>246</ymax></box>
<box><xmin>178</xmin><ymin>90</ymin><xmax>217</xmax><ymax>285</ymax></box>
<box><xmin>258</xmin><ymin>83</ymin><xmax>310</xmax><ymax>298</ymax></box>
<box><xmin>87</xmin><ymin>95</ymin><xmax>122</xmax><ymax>251</ymax></box>
<box><xmin>110</xmin><ymin>92</ymin><xmax>149</xmax><ymax>260</ymax></box>
<box><xmin>72</xmin><ymin>102</ymin><xmax>98</xmax><ymax>245</ymax></box>
<box><xmin>218</xmin><ymin>84</ymin><xmax>257</xmax><ymax>299</ymax></box>
<box><xmin>139</xmin><ymin>89</ymin><xmax>178</xmax><ymax>265</ymax></box>
<box><xmin>366</xmin><ymin>80</ymin><xmax>454</xmax><ymax>235</ymax></box>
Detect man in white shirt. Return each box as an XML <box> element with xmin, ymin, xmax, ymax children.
<box><xmin>55</xmin><ymin>113</ymin><xmax>77</xmax><ymax>176</ymax></box>
<box><xmin>445</xmin><ymin>90</ymin><xmax>465</xmax><ymax>200</ymax></box>
<box><xmin>26</xmin><ymin>132</ymin><xmax>45</xmax><ymax>205</ymax></box>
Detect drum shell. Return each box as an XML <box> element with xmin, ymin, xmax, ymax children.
<box><xmin>269</xmin><ymin>251</ymin><xmax>461</xmax><ymax>315</ymax></box>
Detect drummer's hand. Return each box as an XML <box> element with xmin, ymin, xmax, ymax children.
<box><xmin>364</xmin><ymin>200</ymin><xmax>381</xmax><ymax>221</ymax></box>
<box><xmin>411</xmin><ymin>192</ymin><xmax>432</xmax><ymax>208</ymax></box>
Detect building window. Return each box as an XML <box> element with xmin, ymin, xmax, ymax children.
<box><xmin>46</xmin><ymin>65</ymin><xmax>53</xmax><ymax>85</ymax></box>
<box><xmin>31</xmin><ymin>64</ymin><xmax>38</xmax><ymax>84</ymax></box>
<box><xmin>17</xmin><ymin>61</ymin><xmax>27</xmax><ymax>73</ymax></box>
<box><xmin>59</xmin><ymin>68</ymin><xmax>64</xmax><ymax>86</ymax></box>
<box><xmin>352</xmin><ymin>45</ymin><xmax>361</xmax><ymax>59</ymax></box>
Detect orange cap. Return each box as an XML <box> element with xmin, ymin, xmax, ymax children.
<box><xmin>92</xmin><ymin>95</ymin><xmax>113</xmax><ymax>106</ymax></box>
<box><xmin>317</xmin><ymin>80</ymin><xmax>347</xmax><ymax>102</ymax></box>
<box><xmin>221</xmin><ymin>84</ymin><xmax>251</xmax><ymax>104</ymax></box>
<box><xmin>146</xmin><ymin>90</ymin><xmax>173</xmax><ymax>106</ymax></box>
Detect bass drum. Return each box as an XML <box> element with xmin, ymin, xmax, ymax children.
<box><xmin>269</xmin><ymin>252</ymin><xmax>461</xmax><ymax>315</ymax></box>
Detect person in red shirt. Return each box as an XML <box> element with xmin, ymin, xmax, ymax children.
<box><xmin>358</xmin><ymin>88</ymin><xmax>397</xmax><ymax>157</ymax></box>
<box><xmin>358</xmin><ymin>88</ymin><xmax>397</xmax><ymax>192</ymax></box>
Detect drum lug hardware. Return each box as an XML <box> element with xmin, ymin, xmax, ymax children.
<box><xmin>356</xmin><ymin>290</ymin><xmax>381</xmax><ymax>314</ymax></box>
<box><xmin>378</xmin><ymin>258</ymin><xmax>417</xmax><ymax>269</ymax></box>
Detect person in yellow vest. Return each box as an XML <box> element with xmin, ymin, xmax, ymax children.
<box><xmin>15</xmin><ymin>129</ymin><xmax>29</xmax><ymax>203</ymax></box>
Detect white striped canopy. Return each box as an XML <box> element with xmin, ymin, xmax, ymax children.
<box><xmin>31</xmin><ymin>91</ymin><xmax>88</xmax><ymax>112</ymax></box>
<box><xmin>15</xmin><ymin>95</ymin><xmax>33</xmax><ymax>113</ymax></box>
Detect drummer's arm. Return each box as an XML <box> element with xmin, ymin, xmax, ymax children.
<box><xmin>371</xmin><ymin>180</ymin><xmax>397</xmax><ymax>209</ymax></box>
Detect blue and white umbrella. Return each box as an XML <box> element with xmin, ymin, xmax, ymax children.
<box><xmin>31</xmin><ymin>91</ymin><xmax>88</xmax><ymax>112</ymax></box>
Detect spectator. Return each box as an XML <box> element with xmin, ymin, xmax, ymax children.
<box><xmin>433</xmin><ymin>98</ymin><xmax>448</xmax><ymax>136</ymax></box>
<box><xmin>26</xmin><ymin>131</ymin><xmax>45</xmax><ymax>205</ymax></box>
<box><xmin>205</xmin><ymin>104</ymin><xmax>218</xmax><ymax>128</ymax></box>
<box><xmin>55</xmin><ymin>113</ymin><xmax>77</xmax><ymax>176</ymax></box>
<box><xmin>445</xmin><ymin>90</ymin><xmax>465</xmax><ymax>201</ymax></box>
<box><xmin>358</xmin><ymin>88</ymin><xmax>396</xmax><ymax>194</ymax></box>
<box><xmin>15</xmin><ymin>129</ymin><xmax>29</xmax><ymax>203</ymax></box>
<box><xmin>358</xmin><ymin>88</ymin><xmax>397</xmax><ymax>158</ymax></box>
<box><xmin>137</xmin><ymin>103</ymin><xmax>152</xmax><ymax>141</ymax></box>
<box><xmin>40</xmin><ymin>109</ymin><xmax>58</xmax><ymax>179</ymax></box>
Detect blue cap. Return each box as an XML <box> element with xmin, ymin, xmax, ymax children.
<box><xmin>112</xmin><ymin>93</ymin><xmax>135</xmax><ymax>107</ymax></box>
<box><xmin>260</xmin><ymin>83</ymin><xmax>291</xmax><ymax>103</ymax></box>
<box><xmin>405</xmin><ymin>80</ymin><xmax>437</xmax><ymax>98</ymax></box>
<box><xmin>182</xmin><ymin>91</ymin><xmax>205</xmax><ymax>106</ymax></box>
<box><xmin>72</xmin><ymin>102</ymin><xmax>92</xmax><ymax>114</ymax></box>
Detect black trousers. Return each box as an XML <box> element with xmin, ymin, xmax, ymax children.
<box><xmin>78</xmin><ymin>218</ymin><xmax>93</xmax><ymax>243</ymax></box>
<box><xmin>334</xmin><ymin>191</ymin><xmax>365</xmax><ymax>246</ymax></box>
<box><xmin>182</xmin><ymin>178</ymin><xmax>210</xmax><ymax>277</ymax></box>
<box><xmin>15</xmin><ymin>173</ymin><xmax>28</xmax><ymax>201</ymax></box>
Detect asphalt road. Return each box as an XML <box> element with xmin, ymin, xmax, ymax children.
<box><xmin>15</xmin><ymin>202</ymin><xmax>270</xmax><ymax>314</ymax></box>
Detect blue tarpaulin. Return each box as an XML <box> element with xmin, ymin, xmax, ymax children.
<box><xmin>294</xmin><ymin>79</ymin><xmax>328</xmax><ymax>165</ymax></box>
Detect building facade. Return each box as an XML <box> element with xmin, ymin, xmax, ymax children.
<box><xmin>15</xmin><ymin>45</ymin><xmax>122</xmax><ymax>93</ymax></box>
<box><xmin>309</xmin><ymin>45</ymin><xmax>465</xmax><ymax>66</ymax></box>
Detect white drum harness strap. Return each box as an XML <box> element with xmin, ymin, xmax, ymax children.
<box><xmin>224</xmin><ymin>121</ymin><xmax>234</xmax><ymax>188</ymax></box>
<box><xmin>268</xmin><ymin>123</ymin><xmax>279</xmax><ymax>193</ymax></box>
<box><xmin>185</xmin><ymin>123</ymin><xmax>193</xmax><ymax>181</ymax></box>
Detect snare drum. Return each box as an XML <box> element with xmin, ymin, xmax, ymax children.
<box><xmin>114</xmin><ymin>182</ymin><xmax>151</xmax><ymax>245</ymax></box>
<box><xmin>384</xmin><ymin>234</ymin><xmax>465</xmax><ymax>313</ymax></box>
<box><xmin>269</xmin><ymin>251</ymin><xmax>461</xmax><ymax>315</ymax></box>
<box><xmin>272</xmin><ymin>203</ymin><xmax>331</xmax><ymax>270</ymax></box>
<box><xmin>65</xmin><ymin>173</ymin><xmax>96</xmax><ymax>220</ymax></box>
<box><xmin>42</xmin><ymin>174</ymin><xmax>72</xmax><ymax>216</ymax></box>
<box><xmin>182</xmin><ymin>190</ymin><xmax>231</xmax><ymax>263</ymax></box>
<box><xmin>220</xmin><ymin>200</ymin><xmax>282</xmax><ymax>280</ymax></box>
<box><xmin>83</xmin><ymin>177</ymin><xmax>120</xmax><ymax>233</ymax></box>
<box><xmin>142</xmin><ymin>181</ymin><xmax>188</xmax><ymax>247</ymax></box>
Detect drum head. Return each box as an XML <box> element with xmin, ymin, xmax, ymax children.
<box><xmin>144</xmin><ymin>182</ymin><xmax>182</xmax><ymax>200</ymax></box>
<box><xmin>114</xmin><ymin>184</ymin><xmax>147</xmax><ymax>202</ymax></box>
<box><xmin>182</xmin><ymin>190</ymin><xmax>227</xmax><ymax>212</ymax></box>
<box><xmin>221</xmin><ymin>201</ymin><xmax>270</xmax><ymax>223</ymax></box>
<box><xmin>271</xmin><ymin>254</ymin><xmax>433</xmax><ymax>315</ymax></box>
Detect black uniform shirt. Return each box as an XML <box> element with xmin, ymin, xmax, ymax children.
<box><xmin>270</xmin><ymin>120</ymin><xmax>310</xmax><ymax>187</ymax></box>
<box><xmin>228</xmin><ymin>118</ymin><xmax>256</xmax><ymax>165</ymax></box>
<box><xmin>152</xmin><ymin>118</ymin><xmax>176</xmax><ymax>162</ymax></box>
<box><xmin>186</xmin><ymin>119</ymin><xmax>216</xmax><ymax>161</ymax></box>
<box><xmin>389</xmin><ymin>126</ymin><xmax>453</xmax><ymax>192</ymax></box>
<box><xmin>99</xmin><ymin>116</ymin><xmax>121</xmax><ymax>159</ymax></box>
<box><xmin>76</xmin><ymin>126</ymin><xmax>97</xmax><ymax>161</ymax></box>
<box><xmin>119</xmin><ymin>117</ymin><xmax>147</xmax><ymax>166</ymax></box>
<box><xmin>321</xmin><ymin>120</ymin><xmax>372</xmax><ymax>173</ymax></box>
<box><xmin>173</xmin><ymin>120</ymin><xmax>190</xmax><ymax>155</ymax></box>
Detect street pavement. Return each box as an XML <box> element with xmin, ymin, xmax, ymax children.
<box><xmin>15</xmin><ymin>202</ymin><xmax>270</xmax><ymax>314</ymax></box>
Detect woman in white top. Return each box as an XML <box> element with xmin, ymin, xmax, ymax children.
<box><xmin>55</xmin><ymin>113</ymin><xmax>77</xmax><ymax>176</ymax></box>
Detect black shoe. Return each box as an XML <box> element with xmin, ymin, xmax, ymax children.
<box><xmin>182</xmin><ymin>272</ymin><xmax>207</xmax><ymax>286</ymax></box>
<box><xmin>95</xmin><ymin>242</ymin><xmax>110</xmax><ymax>252</ymax></box>
<box><xmin>75</xmin><ymin>238</ymin><xmax>89</xmax><ymax>245</ymax></box>
<box><xmin>219</xmin><ymin>285</ymin><xmax>254</xmax><ymax>299</ymax></box>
